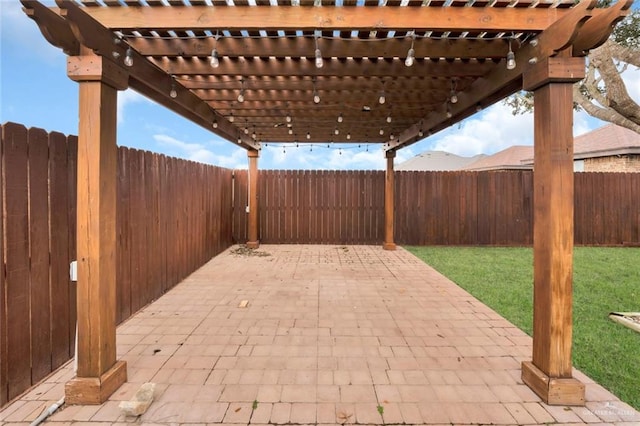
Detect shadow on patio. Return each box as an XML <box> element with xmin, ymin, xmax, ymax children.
<box><xmin>2</xmin><ymin>244</ymin><xmax>639</xmax><ymax>425</ymax></box>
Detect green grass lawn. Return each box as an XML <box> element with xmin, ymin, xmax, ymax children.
<box><xmin>405</xmin><ymin>246</ymin><xmax>640</xmax><ymax>411</ymax></box>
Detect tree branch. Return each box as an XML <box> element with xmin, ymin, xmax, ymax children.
<box><xmin>574</xmin><ymin>84</ymin><xmax>640</xmax><ymax>133</ymax></box>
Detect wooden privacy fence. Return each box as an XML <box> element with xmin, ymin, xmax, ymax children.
<box><xmin>233</xmin><ymin>169</ymin><xmax>640</xmax><ymax>246</ymax></box>
<box><xmin>233</xmin><ymin>170</ymin><xmax>386</xmax><ymax>244</ymax></box>
<box><xmin>0</xmin><ymin>122</ymin><xmax>234</xmax><ymax>407</ymax></box>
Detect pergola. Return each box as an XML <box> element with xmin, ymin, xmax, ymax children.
<box><xmin>22</xmin><ymin>0</ymin><xmax>630</xmax><ymax>409</ymax></box>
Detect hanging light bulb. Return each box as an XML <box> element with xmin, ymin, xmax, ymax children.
<box><xmin>346</xmin><ymin>133</ymin><xmax>351</xmax><ymax>140</ymax></box>
<box><xmin>306</xmin><ymin>132</ymin><xmax>311</xmax><ymax>139</ymax></box>
<box><xmin>313</xmin><ymin>90</ymin><xmax>320</xmax><ymax>104</ymax></box>
<box><xmin>379</xmin><ymin>129</ymin><xmax>384</xmax><ymax>135</ymax></box>
<box><xmin>446</xmin><ymin>103</ymin><xmax>453</xmax><ymax>118</ymax></box>
<box><xmin>390</xmin><ymin>134</ymin><xmax>394</xmax><ymax>140</ymax></box>
<box><xmin>252</xmin><ymin>130</ymin><xmax>257</xmax><ymax>139</ymax></box>
<box><xmin>418</xmin><ymin>129</ymin><xmax>424</xmax><ymax>137</ymax></box>
<box><xmin>405</xmin><ymin>33</ymin><xmax>416</xmax><ymax>67</ymax></box>
<box><xmin>244</xmin><ymin>127</ymin><xmax>249</xmax><ymax>134</ymax></box>
<box><xmin>314</xmin><ymin>34</ymin><xmax>323</xmax><ymax>68</ymax></box>
<box><xmin>379</xmin><ymin>90</ymin><xmax>386</xmax><ymax>105</ymax></box>
<box><xmin>210</xmin><ymin>48</ymin><xmax>220</xmax><ymax>68</ymax></box>
<box><xmin>210</xmin><ymin>31</ymin><xmax>220</xmax><ymax>68</ymax></box>
<box><xmin>229</xmin><ymin>112</ymin><xmax>235</xmax><ymax>122</ymax></box>
<box><xmin>286</xmin><ymin>114</ymin><xmax>292</xmax><ymax>123</ymax></box>
<box><xmin>386</xmin><ymin>115</ymin><xmax>392</xmax><ymax>123</ymax></box>
<box><xmin>169</xmin><ymin>79</ymin><xmax>178</xmax><ymax>98</ymax></box>
<box><xmin>124</xmin><ymin>47</ymin><xmax>133</xmax><ymax>67</ymax></box>
<box><xmin>212</xmin><ymin>118</ymin><xmax>218</xmax><ymax>128</ymax></box>
<box><xmin>506</xmin><ymin>38</ymin><xmax>516</xmax><ymax>70</ymax></box>
<box><xmin>288</xmin><ymin>128</ymin><xmax>293</xmax><ymax>135</ymax></box>
<box><xmin>334</xmin><ymin>128</ymin><xmax>339</xmax><ymax>135</ymax></box>
<box><xmin>237</xmin><ymin>78</ymin><xmax>245</xmax><ymax>103</ymax></box>
<box><xmin>449</xmin><ymin>79</ymin><xmax>458</xmax><ymax>104</ymax></box>
<box><xmin>337</xmin><ymin>113</ymin><xmax>343</xmax><ymax>123</ymax></box>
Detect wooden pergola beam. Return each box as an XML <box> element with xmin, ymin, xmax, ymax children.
<box><xmin>82</xmin><ymin>5</ymin><xmax>568</xmax><ymax>32</ymax></box>
<box><xmin>154</xmin><ymin>57</ymin><xmax>494</xmax><ymax>77</ymax></box>
<box><xmin>129</xmin><ymin>37</ymin><xmax>509</xmax><ymax>60</ymax></box>
<box><xmin>180</xmin><ymin>76</ymin><xmax>468</xmax><ymax>91</ymax></box>
<box><xmin>196</xmin><ymin>89</ymin><xmax>450</xmax><ymax>103</ymax></box>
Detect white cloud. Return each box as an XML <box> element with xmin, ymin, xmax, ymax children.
<box><xmin>429</xmin><ymin>102</ymin><xmax>534</xmax><ymax>156</ymax></box>
<box><xmin>117</xmin><ymin>89</ymin><xmax>150</xmax><ymax>123</ymax></box>
<box><xmin>153</xmin><ymin>134</ymin><xmax>247</xmax><ymax>168</ymax></box>
<box><xmin>622</xmin><ymin>66</ymin><xmax>640</xmax><ymax>103</ymax></box>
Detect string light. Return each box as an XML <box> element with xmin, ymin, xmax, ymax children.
<box><xmin>229</xmin><ymin>111</ymin><xmax>235</xmax><ymax>122</ymax></box>
<box><xmin>379</xmin><ymin>129</ymin><xmax>384</xmax><ymax>135</ymax></box>
<box><xmin>405</xmin><ymin>32</ymin><xmax>416</xmax><ymax>67</ymax></box>
<box><xmin>337</xmin><ymin>113</ymin><xmax>343</xmax><ymax>123</ymax></box>
<box><xmin>314</xmin><ymin>33</ymin><xmax>323</xmax><ymax>68</ymax></box>
<box><xmin>169</xmin><ymin>77</ymin><xmax>178</xmax><ymax>98</ymax></box>
<box><xmin>506</xmin><ymin>38</ymin><xmax>516</xmax><ymax>70</ymax></box>
<box><xmin>212</xmin><ymin>117</ymin><xmax>218</xmax><ymax>128</ymax></box>
<box><xmin>286</xmin><ymin>113</ymin><xmax>292</xmax><ymax>123</ymax></box>
<box><xmin>124</xmin><ymin>47</ymin><xmax>133</xmax><ymax>67</ymax></box>
<box><xmin>386</xmin><ymin>115</ymin><xmax>392</xmax><ymax>123</ymax></box>
<box><xmin>379</xmin><ymin>90</ymin><xmax>386</xmax><ymax>105</ymax></box>
<box><xmin>418</xmin><ymin>129</ymin><xmax>424</xmax><ymax>137</ymax></box>
<box><xmin>334</xmin><ymin>128</ymin><xmax>339</xmax><ymax>135</ymax></box>
<box><xmin>210</xmin><ymin>31</ymin><xmax>220</xmax><ymax>68</ymax></box>
<box><xmin>306</xmin><ymin>132</ymin><xmax>311</xmax><ymax>139</ymax></box>
<box><xmin>449</xmin><ymin>79</ymin><xmax>458</xmax><ymax>104</ymax></box>
<box><xmin>237</xmin><ymin>78</ymin><xmax>245</xmax><ymax>103</ymax></box>
<box><xmin>446</xmin><ymin>103</ymin><xmax>453</xmax><ymax>118</ymax></box>
<box><xmin>210</xmin><ymin>48</ymin><xmax>220</xmax><ymax>67</ymax></box>
<box><xmin>347</xmin><ymin>133</ymin><xmax>351</xmax><ymax>140</ymax></box>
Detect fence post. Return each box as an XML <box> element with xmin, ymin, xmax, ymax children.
<box><xmin>383</xmin><ymin>150</ymin><xmax>396</xmax><ymax>250</ymax></box>
<box><xmin>246</xmin><ymin>149</ymin><xmax>260</xmax><ymax>248</ymax></box>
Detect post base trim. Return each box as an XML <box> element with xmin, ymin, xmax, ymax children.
<box><xmin>65</xmin><ymin>360</ymin><xmax>127</xmax><ymax>405</ymax></box>
<box><xmin>246</xmin><ymin>241</ymin><xmax>260</xmax><ymax>249</ymax></box>
<box><xmin>522</xmin><ymin>361</ymin><xmax>585</xmax><ymax>406</ymax></box>
<box><xmin>382</xmin><ymin>242</ymin><xmax>397</xmax><ymax>251</ymax></box>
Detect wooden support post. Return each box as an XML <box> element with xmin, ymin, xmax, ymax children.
<box><xmin>246</xmin><ymin>149</ymin><xmax>260</xmax><ymax>249</ymax></box>
<box><xmin>521</xmin><ymin>55</ymin><xmax>586</xmax><ymax>406</ymax></box>
<box><xmin>383</xmin><ymin>150</ymin><xmax>396</xmax><ymax>251</ymax></box>
<box><xmin>65</xmin><ymin>51</ymin><xmax>128</xmax><ymax>405</ymax></box>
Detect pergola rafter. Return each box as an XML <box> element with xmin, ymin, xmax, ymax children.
<box><xmin>20</xmin><ymin>0</ymin><xmax>632</xmax><ymax>411</ymax></box>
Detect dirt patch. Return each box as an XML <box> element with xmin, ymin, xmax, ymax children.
<box><xmin>230</xmin><ymin>245</ymin><xmax>271</xmax><ymax>257</ymax></box>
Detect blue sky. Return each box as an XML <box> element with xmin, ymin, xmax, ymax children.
<box><xmin>2</xmin><ymin>1</ymin><xmax>638</xmax><ymax>170</ymax></box>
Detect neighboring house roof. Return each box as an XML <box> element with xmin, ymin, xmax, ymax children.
<box><xmin>399</xmin><ymin>124</ymin><xmax>640</xmax><ymax>172</ymax></box>
<box><xmin>462</xmin><ymin>146</ymin><xmax>534</xmax><ymax>171</ymax></box>
<box><xmin>396</xmin><ymin>150</ymin><xmax>485</xmax><ymax>171</ymax></box>
<box><xmin>573</xmin><ymin>123</ymin><xmax>640</xmax><ymax>159</ymax></box>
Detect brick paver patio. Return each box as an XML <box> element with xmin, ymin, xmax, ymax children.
<box><xmin>2</xmin><ymin>244</ymin><xmax>638</xmax><ymax>425</ymax></box>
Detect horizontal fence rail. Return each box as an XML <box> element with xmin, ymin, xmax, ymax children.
<box><xmin>1</xmin><ymin>123</ymin><xmax>234</xmax><ymax>407</ymax></box>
